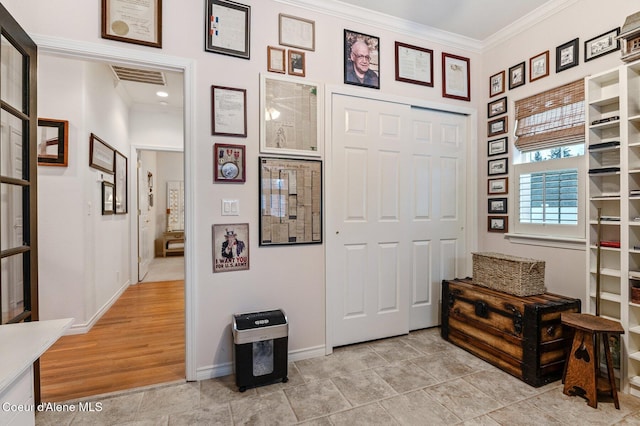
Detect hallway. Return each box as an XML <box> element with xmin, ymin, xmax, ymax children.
<box><xmin>39</xmin><ymin>278</ymin><xmax>185</xmax><ymax>402</ymax></box>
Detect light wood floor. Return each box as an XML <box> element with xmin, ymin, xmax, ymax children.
<box><xmin>39</xmin><ymin>280</ymin><xmax>185</xmax><ymax>402</ymax></box>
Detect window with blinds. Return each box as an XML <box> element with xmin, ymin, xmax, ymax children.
<box><xmin>514</xmin><ymin>79</ymin><xmax>585</xmax><ymax>152</ymax></box>
<box><xmin>519</xmin><ymin>168</ymin><xmax>579</xmax><ymax>225</ymax></box>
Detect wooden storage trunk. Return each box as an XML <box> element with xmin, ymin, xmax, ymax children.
<box><xmin>441</xmin><ymin>278</ymin><xmax>581</xmax><ymax>387</ymax></box>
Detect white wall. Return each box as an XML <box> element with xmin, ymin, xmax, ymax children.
<box><xmin>479</xmin><ymin>0</ymin><xmax>638</xmax><ymax>306</ymax></box>
<box><xmin>8</xmin><ymin>0</ymin><xmax>637</xmax><ymax>377</ymax></box>
<box><xmin>37</xmin><ymin>56</ymin><xmax>132</xmax><ymax>328</ymax></box>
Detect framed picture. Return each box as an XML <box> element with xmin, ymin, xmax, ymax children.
<box><xmin>278</xmin><ymin>14</ymin><xmax>315</xmax><ymax>51</ymax></box>
<box><xmin>102</xmin><ymin>181</ymin><xmax>115</xmax><ymax>215</ymax></box>
<box><xmin>488</xmin><ymin>216</ymin><xmax>508</xmax><ymax>233</ymax></box>
<box><xmin>488</xmin><ymin>97</ymin><xmax>507</xmax><ymax>118</ymax></box>
<box><xmin>212</xmin><ymin>223</ymin><xmax>249</xmax><ymax>272</ymax></box>
<box><xmin>288</xmin><ymin>49</ymin><xmax>306</xmax><ymax>77</ymax></box>
<box><xmin>488</xmin><ymin>137</ymin><xmax>508</xmax><ymax>156</ymax></box>
<box><xmin>211</xmin><ymin>85</ymin><xmax>247</xmax><ymax>137</ymax></box>
<box><xmin>89</xmin><ymin>133</ymin><xmax>115</xmax><ymax>174</ymax></box>
<box><xmin>214</xmin><ymin>143</ymin><xmax>246</xmax><ymax>183</ymax></box>
<box><xmin>101</xmin><ymin>0</ymin><xmax>162</xmax><ymax>48</ymax></box>
<box><xmin>259</xmin><ymin>157</ymin><xmax>322</xmax><ymax>246</ymax></box>
<box><xmin>488</xmin><ymin>177</ymin><xmax>508</xmax><ymax>195</ymax></box>
<box><xmin>205</xmin><ymin>0</ymin><xmax>251</xmax><ymax>59</ymax></box>
<box><xmin>508</xmin><ymin>62</ymin><xmax>525</xmax><ymax>90</ymax></box>
<box><xmin>344</xmin><ymin>29</ymin><xmax>380</xmax><ymax>89</ymax></box>
<box><xmin>488</xmin><ymin>158</ymin><xmax>508</xmax><ymax>176</ymax></box>
<box><xmin>260</xmin><ymin>73</ymin><xmax>321</xmax><ymax>156</ymax></box>
<box><xmin>114</xmin><ymin>150</ymin><xmax>128</xmax><ymax>214</ymax></box>
<box><xmin>442</xmin><ymin>52</ymin><xmax>470</xmax><ymax>101</ymax></box>
<box><xmin>267</xmin><ymin>46</ymin><xmax>286</xmax><ymax>73</ymax></box>
<box><xmin>529</xmin><ymin>51</ymin><xmax>549</xmax><ymax>82</ymax></box>
<box><xmin>489</xmin><ymin>70</ymin><xmax>505</xmax><ymax>97</ymax></box>
<box><xmin>394</xmin><ymin>41</ymin><xmax>433</xmax><ymax>87</ymax></box>
<box><xmin>488</xmin><ymin>197</ymin><xmax>508</xmax><ymax>214</ymax></box>
<box><xmin>488</xmin><ymin>116</ymin><xmax>508</xmax><ymax>137</ymax></box>
<box><xmin>585</xmin><ymin>28</ymin><xmax>620</xmax><ymax>62</ymax></box>
<box><xmin>37</xmin><ymin>118</ymin><xmax>69</xmax><ymax>167</ymax></box>
<box><xmin>556</xmin><ymin>38</ymin><xmax>579</xmax><ymax>72</ymax></box>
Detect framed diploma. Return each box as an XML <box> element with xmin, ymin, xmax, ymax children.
<box><xmin>442</xmin><ymin>52</ymin><xmax>470</xmax><ymax>101</ymax></box>
<box><xmin>89</xmin><ymin>133</ymin><xmax>115</xmax><ymax>174</ymax></box>
<box><xmin>260</xmin><ymin>73</ymin><xmax>322</xmax><ymax>157</ymax></box>
<box><xmin>101</xmin><ymin>0</ymin><xmax>162</xmax><ymax>48</ymax></box>
<box><xmin>205</xmin><ymin>0</ymin><xmax>251</xmax><ymax>60</ymax></box>
<box><xmin>278</xmin><ymin>14</ymin><xmax>315</xmax><ymax>51</ymax></box>
<box><xmin>394</xmin><ymin>42</ymin><xmax>433</xmax><ymax>87</ymax></box>
<box><xmin>211</xmin><ymin>85</ymin><xmax>247</xmax><ymax>137</ymax></box>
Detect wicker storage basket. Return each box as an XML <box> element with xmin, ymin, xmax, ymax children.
<box><xmin>472</xmin><ymin>252</ymin><xmax>546</xmax><ymax>296</ymax></box>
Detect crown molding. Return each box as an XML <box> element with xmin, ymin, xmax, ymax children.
<box><xmin>273</xmin><ymin>0</ymin><xmax>484</xmax><ymax>53</ymax></box>
<box><xmin>482</xmin><ymin>0</ymin><xmax>579</xmax><ymax>51</ymax></box>
<box><xmin>273</xmin><ymin>0</ymin><xmax>579</xmax><ymax>54</ymax></box>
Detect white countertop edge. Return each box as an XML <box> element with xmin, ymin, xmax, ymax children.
<box><xmin>0</xmin><ymin>318</ymin><xmax>74</xmax><ymax>394</ymax></box>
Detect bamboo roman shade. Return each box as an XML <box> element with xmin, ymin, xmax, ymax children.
<box><xmin>514</xmin><ymin>79</ymin><xmax>585</xmax><ymax>152</ymax></box>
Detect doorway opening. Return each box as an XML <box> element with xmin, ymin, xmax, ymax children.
<box><xmin>34</xmin><ymin>35</ymin><xmax>194</xmax><ymax>401</ymax></box>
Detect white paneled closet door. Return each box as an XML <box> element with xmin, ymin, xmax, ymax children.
<box><xmin>328</xmin><ymin>94</ymin><xmax>467</xmax><ymax>347</ymax></box>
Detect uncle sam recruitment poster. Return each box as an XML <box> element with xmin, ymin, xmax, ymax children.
<box><xmin>212</xmin><ymin>223</ymin><xmax>249</xmax><ymax>272</ymax></box>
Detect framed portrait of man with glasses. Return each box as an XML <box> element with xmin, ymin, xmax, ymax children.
<box><xmin>344</xmin><ymin>29</ymin><xmax>380</xmax><ymax>89</ymax></box>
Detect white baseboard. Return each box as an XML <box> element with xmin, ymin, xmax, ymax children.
<box><xmin>64</xmin><ymin>281</ymin><xmax>131</xmax><ymax>335</ymax></box>
<box><xmin>196</xmin><ymin>344</ymin><xmax>326</xmax><ymax>381</ymax></box>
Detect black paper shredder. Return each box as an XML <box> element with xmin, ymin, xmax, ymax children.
<box><xmin>232</xmin><ymin>309</ymin><xmax>288</xmax><ymax>392</ymax></box>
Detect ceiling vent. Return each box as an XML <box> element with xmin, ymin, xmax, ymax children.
<box><xmin>110</xmin><ymin>65</ymin><xmax>166</xmax><ymax>85</ymax></box>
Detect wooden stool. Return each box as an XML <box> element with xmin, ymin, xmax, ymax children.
<box><xmin>561</xmin><ymin>313</ymin><xmax>624</xmax><ymax>409</ymax></box>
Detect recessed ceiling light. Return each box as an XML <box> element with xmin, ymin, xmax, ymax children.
<box><xmin>159</xmin><ymin>101</ymin><xmax>169</xmax><ymax>106</ymax></box>
<box><xmin>156</xmin><ymin>91</ymin><xmax>169</xmax><ymax>97</ymax></box>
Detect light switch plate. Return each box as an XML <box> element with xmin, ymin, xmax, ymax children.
<box><xmin>222</xmin><ymin>199</ymin><xmax>239</xmax><ymax>216</ymax></box>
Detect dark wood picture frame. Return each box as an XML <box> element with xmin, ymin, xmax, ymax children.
<box><xmin>488</xmin><ymin>197</ymin><xmax>508</xmax><ymax>214</ymax></box>
<box><xmin>288</xmin><ymin>49</ymin><xmax>306</xmax><ymax>77</ymax></box>
<box><xmin>344</xmin><ymin>29</ymin><xmax>380</xmax><ymax>89</ymax></box>
<box><xmin>509</xmin><ymin>62</ymin><xmax>526</xmax><ymax>90</ymax></box>
<box><xmin>488</xmin><ymin>177</ymin><xmax>508</xmax><ymax>195</ymax></box>
<box><xmin>442</xmin><ymin>52</ymin><xmax>470</xmax><ymax>101</ymax></box>
<box><xmin>488</xmin><ymin>157</ymin><xmax>508</xmax><ymax>176</ymax></box>
<box><xmin>89</xmin><ymin>133</ymin><xmax>115</xmax><ymax>174</ymax></box>
<box><xmin>488</xmin><ymin>215</ymin><xmax>508</xmax><ymax>233</ymax></box>
<box><xmin>488</xmin><ymin>137</ymin><xmax>508</xmax><ymax>156</ymax></box>
<box><xmin>488</xmin><ymin>116</ymin><xmax>508</xmax><ymax>137</ymax></box>
<box><xmin>101</xmin><ymin>0</ymin><xmax>162</xmax><ymax>48</ymax></box>
<box><xmin>394</xmin><ymin>41</ymin><xmax>433</xmax><ymax>87</ymax></box>
<box><xmin>102</xmin><ymin>181</ymin><xmax>115</xmax><ymax>215</ymax></box>
<box><xmin>489</xmin><ymin>70</ymin><xmax>505</xmax><ymax>97</ymax></box>
<box><xmin>114</xmin><ymin>150</ymin><xmax>128</xmax><ymax>214</ymax></box>
<box><xmin>556</xmin><ymin>38</ymin><xmax>579</xmax><ymax>72</ymax></box>
<box><xmin>37</xmin><ymin>118</ymin><xmax>69</xmax><ymax>167</ymax></box>
<box><xmin>205</xmin><ymin>0</ymin><xmax>251</xmax><ymax>59</ymax></box>
<box><xmin>214</xmin><ymin>143</ymin><xmax>246</xmax><ymax>183</ymax></box>
<box><xmin>529</xmin><ymin>50</ymin><xmax>549</xmax><ymax>82</ymax></box>
<box><xmin>584</xmin><ymin>28</ymin><xmax>620</xmax><ymax>62</ymax></box>
<box><xmin>488</xmin><ymin>97</ymin><xmax>507</xmax><ymax>118</ymax></box>
<box><xmin>211</xmin><ymin>85</ymin><xmax>247</xmax><ymax>137</ymax></box>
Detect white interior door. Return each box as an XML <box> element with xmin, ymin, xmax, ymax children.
<box><xmin>328</xmin><ymin>94</ymin><xmax>468</xmax><ymax>347</ymax></box>
<box><xmin>407</xmin><ymin>106</ymin><xmax>467</xmax><ymax>330</ymax></box>
<box><xmin>137</xmin><ymin>154</ymin><xmax>152</xmax><ymax>281</ymax></box>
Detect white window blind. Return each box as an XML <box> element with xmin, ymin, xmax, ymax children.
<box><xmin>519</xmin><ymin>168</ymin><xmax>579</xmax><ymax>225</ymax></box>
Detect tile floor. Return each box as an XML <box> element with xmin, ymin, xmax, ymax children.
<box><xmin>35</xmin><ymin>327</ymin><xmax>640</xmax><ymax>425</ymax></box>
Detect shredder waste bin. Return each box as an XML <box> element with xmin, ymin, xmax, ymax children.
<box><xmin>232</xmin><ymin>309</ymin><xmax>288</xmax><ymax>392</ymax></box>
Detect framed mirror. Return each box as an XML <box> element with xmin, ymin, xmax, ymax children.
<box><xmin>37</xmin><ymin>118</ymin><xmax>69</xmax><ymax>167</ymax></box>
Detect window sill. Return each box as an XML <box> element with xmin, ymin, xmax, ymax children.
<box><xmin>504</xmin><ymin>233</ymin><xmax>586</xmax><ymax>251</ymax></box>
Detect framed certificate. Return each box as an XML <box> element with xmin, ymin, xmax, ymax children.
<box><xmin>101</xmin><ymin>0</ymin><xmax>162</xmax><ymax>48</ymax></box>
<box><xmin>395</xmin><ymin>42</ymin><xmax>433</xmax><ymax>87</ymax></box>
<box><xmin>211</xmin><ymin>85</ymin><xmax>247</xmax><ymax>137</ymax></box>
<box><xmin>279</xmin><ymin>14</ymin><xmax>315</xmax><ymax>51</ymax></box>
<box><xmin>442</xmin><ymin>52</ymin><xmax>470</xmax><ymax>101</ymax></box>
<box><xmin>205</xmin><ymin>0</ymin><xmax>251</xmax><ymax>59</ymax></box>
